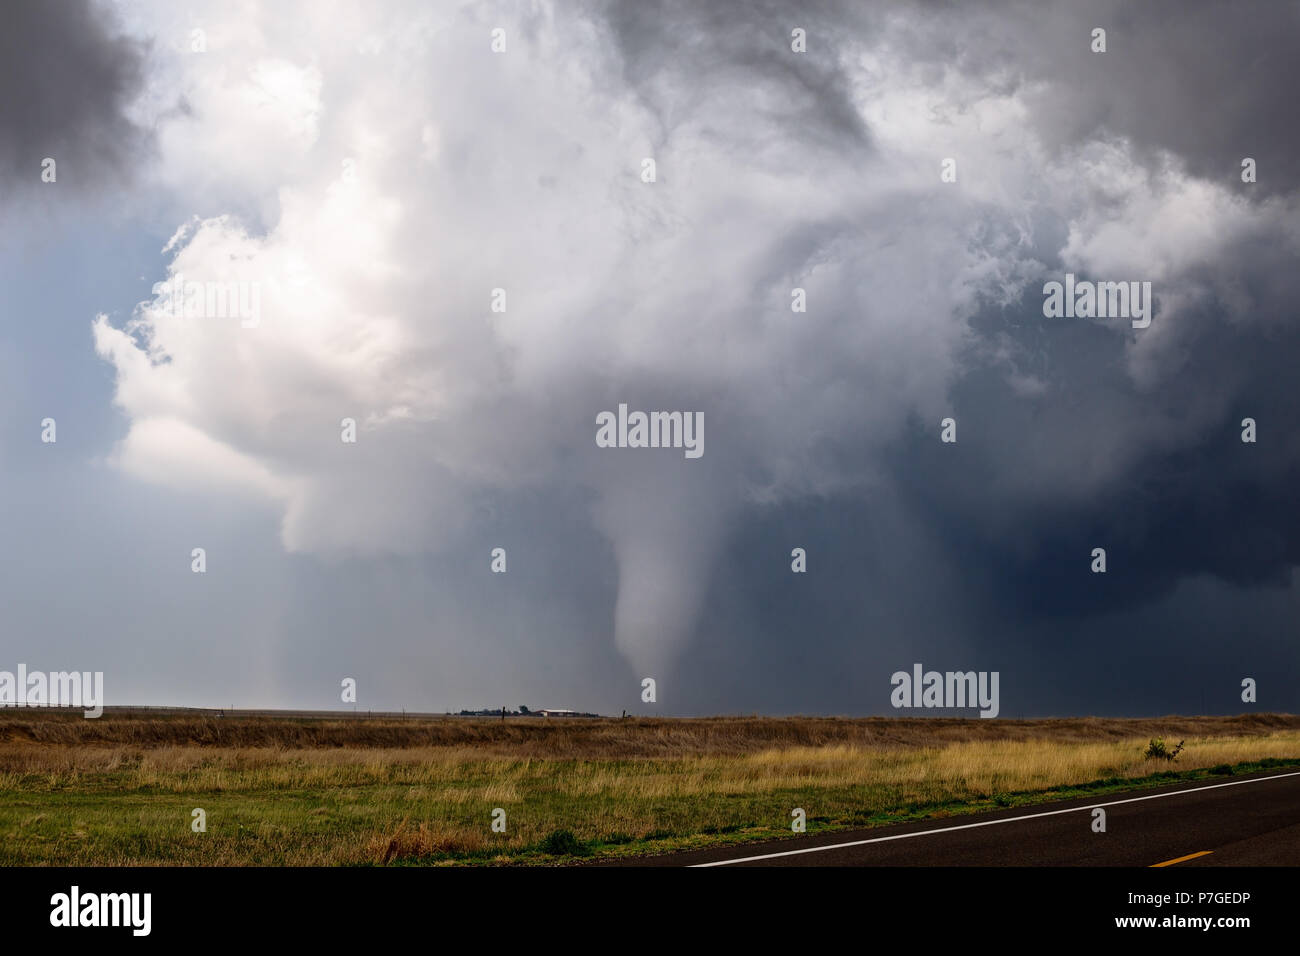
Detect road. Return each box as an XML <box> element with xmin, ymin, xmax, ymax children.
<box><xmin>614</xmin><ymin>768</ymin><xmax>1300</xmax><ymax>866</ymax></box>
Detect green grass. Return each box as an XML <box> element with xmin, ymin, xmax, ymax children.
<box><xmin>3</xmin><ymin>754</ymin><xmax>1296</xmax><ymax>866</ymax></box>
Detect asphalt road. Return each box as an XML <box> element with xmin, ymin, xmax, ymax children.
<box><xmin>616</xmin><ymin>768</ymin><xmax>1300</xmax><ymax>866</ymax></box>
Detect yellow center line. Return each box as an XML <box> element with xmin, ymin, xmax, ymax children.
<box><xmin>1150</xmin><ymin>850</ymin><xmax>1213</xmax><ymax>868</ymax></box>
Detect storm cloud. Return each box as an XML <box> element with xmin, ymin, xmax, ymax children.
<box><xmin>0</xmin><ymin>0</ymin><xmax>151</xmax><ymax>189</ymax></box>
<box><xmin>3</xmin><ymin>0</ymin><xmax>1297</xmax><ymax>715</ymax></box>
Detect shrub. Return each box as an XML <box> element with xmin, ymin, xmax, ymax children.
<box><xmin>538</xmin><ymin>829</ymin><xmax>590</xmax><ymax>856</ymax></box>
<box><xmin>1144</xmin><ymin>738</ymin><xmax>1185</xmax><ymax>761</ymax></box>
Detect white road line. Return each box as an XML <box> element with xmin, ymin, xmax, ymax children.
<box><xmin>690</xmin><ymin>769</ymin><xmax>1300</xmax><ymax>867</ymax></box>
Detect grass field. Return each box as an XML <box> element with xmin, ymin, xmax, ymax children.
<box><xmin>2</xmin><ymin>710</ymin><xmax>1297</xmax><ymax>865</ymax></box>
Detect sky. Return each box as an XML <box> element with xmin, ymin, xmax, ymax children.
<box><xmin>0</xmin><ymin>0</ymin><xmax>1297</xmax><ymax>716</ymax></box>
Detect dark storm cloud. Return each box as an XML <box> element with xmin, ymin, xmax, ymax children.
<box><xmin>684</xmin><ymin>228</ymin><xmax>1300</xmax><ymax>714</ymax></box>
<box><xmin>900</xmin><ymin>317</ymin><xmax>1300</xmax><ymax>616</ymax></box>
<box><xmin>1013</xmin><ymin>0</ymin><xmax>1300</xmax><ymax>197</ymax></box>
<box><xmin>685</xmin><ymin>487</ymin><xmax>1300</xmax><ymax>716</ymax></box>
<box><xmin>597</xmin><ymin>0</ymin><xmax>874</xmax><ymax>153</ymax></box>
<box><xmin>678</xmin><ymin>278</ymin><xmax>1300</xmax><ymax>717</ymax></box>
<box><xmin>598</xmin><ymin>0</ymin><xmax>1300</xmax><ymax>195</ymax></box>
<box><xmin>897</xmin><ymin>0</ymin><xmax>1300</xmax><ymax>197</ymax></box>
<box><xmin>899</xmin><ymin>183</ymin><xmax>1300</xmax><ymax>620</ymax></box>
<box><xmin>584</xmin><ymin>0</ymin><xmax>1300</xmax><ymax>713</ymax></box>
<box><xmin>0</xmin><ymin>0</ymin><xmax>151</xmax><ymax>188</ymax></box>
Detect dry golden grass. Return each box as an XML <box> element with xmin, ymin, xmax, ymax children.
<box><xmin>3</xmin><ymin>710</ymin><xmax>1296</xmax><ymax>757</ymax></box>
